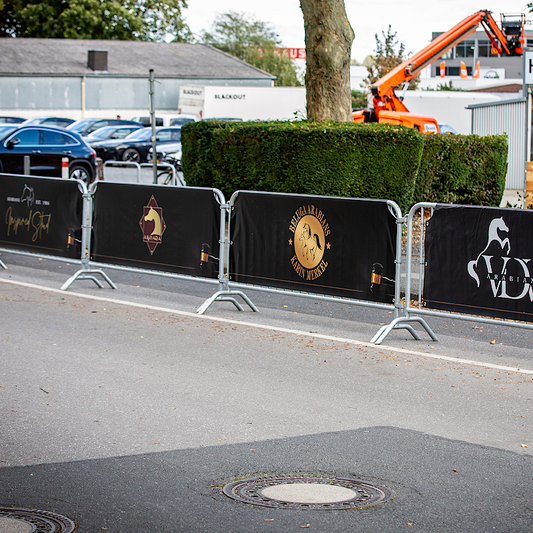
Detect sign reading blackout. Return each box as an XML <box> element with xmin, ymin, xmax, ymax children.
<box><xmin>229</xmin><ymin>191</ymin><xmax>397</xmax><ymax>303</ymax></box>
<box><xmin>0</xmin><ymin>174</ymin><xmax>82</xmax><ymax>258</ymax></box>
<box><xmin>91</xmin><ymin>182</ymin><xmax>221</xmax><ymax>279</ymax></box>
<box><xmin>424</xmin><ymin>206</ymin><xmax>533</xmax><ymax>322</ymax></box>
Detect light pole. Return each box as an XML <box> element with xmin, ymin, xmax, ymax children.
<box><xmin>149</xmin><ymin>69</ymin><xmax>157</xmax><ymax>185</ymax></box>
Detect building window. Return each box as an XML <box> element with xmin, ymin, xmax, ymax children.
<box><xmin>455</xmin><ymin>40</ymin><xmax>475</xmax><ymax>58</ymax></box>
<box><xmin>478</xmin><ymin>39</ymin><xmax>500</xmax><ymax>57</ymax></box>
<box><xmin>443</xmin><ymin>66</ymin><xmax>472</xmax><ymax>77</ymax></box>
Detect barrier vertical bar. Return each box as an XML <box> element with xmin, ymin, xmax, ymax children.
<box><xmin>196</xmin><ymin>191</ymin><xmax>258</xmax><ymax>314</ymax></box>
<box><xmin>61</xmin><ymin>181</ymin><xmax>117</xmax><ymax>290</ymax></box>
<box><xmin>61</xmin><ymin>157</ymin><xmax>69</xmax><ymax>179</ymax></box>
<box><xmin>370</xmin><ymin>201</ymin><xmax>438</xmax><ymax>344</ymax></box>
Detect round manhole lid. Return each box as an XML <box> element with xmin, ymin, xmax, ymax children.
<box><xmin>0</xmin><ymin>508</ymin><xmax>76</xmax><ymax>532</ymax></box>
<box><xmin>0</xmin><ymin>517</ymin><xmax>34</xmax><ymax>533</ymax></box>
<box><xmin>222</xmin><ymin>474</ymin><xmax>394</xmax><ymax>510</ymax></box>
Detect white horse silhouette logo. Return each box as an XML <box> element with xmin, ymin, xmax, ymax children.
<box><xmin>467</xmin><ymin>217</ymin><xmax>511</xmax><ymax>287</ymax></box>
<box><xmin>21</xmin><ymin>184</ymin><xmax>35</xmax><ymax>207</ymax></box>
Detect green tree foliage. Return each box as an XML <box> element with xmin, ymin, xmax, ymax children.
<box><xmin>351</xmin><ymin>90</ymin><xmax>367</xmax><ymax>110</ymax></box>
<box><xmin>201</xmin><ymin>11</ymin><xmax>301</xmax><ymax>87</ymax></box>
<box><xmin>363</xmin><ymin>25</ymin><xmax>420</xmax><ymax>90</ymax></box>
<box><xmin>0</xmin><ymin>0</ymin><xmax>193</xmax><ymax>41</ymax></box>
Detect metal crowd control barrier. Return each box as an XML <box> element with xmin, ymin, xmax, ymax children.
<box><xmin>197</xmin><ymin>190</ymin><xmax>431</xmax><ymax>344</ymax></box>
<box><xmin>60</xmin><ymin>181</ymin><xmax>256</xmax><ymax>312</ymax></box>
<box><xmin>102</xmin><ymin>160</ymin><xmax>184</xmax><ymax>186</ymax></box>
<box><xmin>374</xmin><ymin>202</ymin><xmax>533</xmax><ymax>344</ymax></box>
<box><xmin>0</xmin><ymin>173</ymin><xmax>115</xmax><ymax>289</ymax></box>
<box><xmin>103</xmin><ymin>160</ymin><xmax>142</xmax><ymax>183</ymax></box>
<box><xmin>140</xmin><ymin>162</ymin><xmax>186</xmax><ymax>187</ymax></box>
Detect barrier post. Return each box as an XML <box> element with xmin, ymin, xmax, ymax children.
<box><xmin>61</xmin><ymin>157</ymin><xmax>69</xmax><ymax>179</ymax></box>
<box><xmin>196</xmin><ymin>192</ymin><xmax>258</xmax><ymax>314</ymax></box>
<box><xmin>370</xmin><ymin>202</ymin><xmax>438</xmax><ymax>345</ymax></box>
<box><xmin>96</xmin><ymin>158</ymin><xmax>104</xmax><ymax>181</ymax></box>
<box><xmin>61</xmin><ymin>181</ymin><xmax>117</xmax><ymax>290</ymax></box>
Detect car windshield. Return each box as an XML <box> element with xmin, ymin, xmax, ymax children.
<box><xmin>88</xmin><ymin>126</ymin><xmax>117</xmax><ymax>139</ymax></box>
<box><xmin>67</xmin><ymin>120</ymin><xmax>95</xmax><ymax>132</ymax></box>
<box><xmin>22</xmin><ymin>118</ymin><xmax>44</xmax><ymax>125</ymax></box>
<box><xmin>0</xmin><ymin>125</ymin><xmax>18</xmax><ymax>141</ymax></box>
<box><xmin>125</xmin><ymin>128</ymin><xmax>152</xmax><ymax>140</ymax></box>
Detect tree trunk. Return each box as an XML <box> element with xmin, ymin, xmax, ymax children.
<box><xmin>300</xmin><ymin>0</ymin><xmax>354</xmax><ymax>122</ymax></box>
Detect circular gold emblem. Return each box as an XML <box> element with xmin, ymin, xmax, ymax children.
<box><xmin>294</xmin><ymin>214</ymin><xmax>325</xmax><ymax>270</ymax></box>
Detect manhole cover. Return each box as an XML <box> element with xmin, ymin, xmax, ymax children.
<box><xmin>222</xmin><ymin>474</ymin><xmax>394</xmax><ymax>510</ymax></box>
<box><xmin>0</xmin><ymin>508</ymin><xmax>76</xmax><ymax>532</ymax></box>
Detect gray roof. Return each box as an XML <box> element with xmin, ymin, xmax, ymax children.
<box><xmin>0</xmin><ymin>38</ymin><xmax>275</xmax><ymax>80</ymax></box>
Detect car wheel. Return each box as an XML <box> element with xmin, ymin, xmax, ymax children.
<box><xmin>69</xmin><ymin>165</ymin><xmax>91</xmax><ymax>184</ymax></box>
<box><xmin>122</xmin><ymin>148</ymin><xmax>140</xmax><ymax>162</ymax></box>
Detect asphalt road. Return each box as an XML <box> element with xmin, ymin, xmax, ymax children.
<box><xmin>0</xmin><ymin>248</ymin><xmax>532</xmax><ymax>532</ymax></box>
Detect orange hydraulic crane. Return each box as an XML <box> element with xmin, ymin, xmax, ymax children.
<box><xmin>353</xmin><ymin>10</ymin><xmax>525</xmax><ymax>133</ymax></box>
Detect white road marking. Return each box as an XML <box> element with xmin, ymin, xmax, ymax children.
<box><xmin>1</xmin><ymin>278</ymin><xmax>532</xmax><ymax>375</ymax></box>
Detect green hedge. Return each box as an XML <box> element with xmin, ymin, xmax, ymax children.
<box><xmin>415</xmin><ymin>133</ymin><xmax>508</xmax><ymax>207</ymax></box>
<box><xmin>182</xmin><ymin>120</ymin><xmax>423</xmax><ymax>212</ymax></box>
<box><xmin>181</xmin><ymin>120</ymin><xmax>508</xmax><ymax>211</ymax></box>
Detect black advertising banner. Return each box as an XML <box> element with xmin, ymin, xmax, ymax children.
<box><xmin>0</xmin><ymin>174</ymin><xmax>82</xmax><ymax>258</ymax></box>
<box><xmin>229</xmin><ymin>191</ymin><xmax>397</xmax><ymax>303</ymax></box>
<box><xmin>91</xmin><ymin>182</ymin><xmax>220</xmax><ymax>278</ymax></box>
<box><xmin>424</xmin><ymin>205</ymin><xmax>533</xmax><ymax>322</ymax></box>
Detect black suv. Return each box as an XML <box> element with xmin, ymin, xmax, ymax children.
<box><xmin>0</xmin><ymin>125</ymin><xmax>97</xmax><ymax>183</ymax></box>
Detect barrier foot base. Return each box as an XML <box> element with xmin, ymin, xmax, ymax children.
<box><xmin>197</xmin><ymin>290</ymin><xmax>258</xmax><ymax>315</ymax></box>
<box><xmin>0</xmin><ymin>259</ymin><xmax>6</xmax><ymax>270</ymax></box>
<box><xmin>371</xmin><ymin>316</ymin><xmax>438</xmax><ymax>345</ymax></box>
<box><xmin>61</xmin><ymin>269</ymin><xmax>117</xmax><ymax>291</ymax></box>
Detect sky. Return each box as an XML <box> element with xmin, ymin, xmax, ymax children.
<box><xmin>183</xmin><ymin>0</ymin><xmax>531</xmax><ymax>63</ymax></box>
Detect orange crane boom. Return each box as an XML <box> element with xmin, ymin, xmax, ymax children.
<box><xmin>354</xmin><ymin>10</ymin><xmax>525</xmax><ymax>132</ymax></box>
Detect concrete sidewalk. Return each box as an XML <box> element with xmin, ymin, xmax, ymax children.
<box><xmin>0</xmin><ymin>256</ymin><xmax>532</xmax><ymax>532</ymax></box>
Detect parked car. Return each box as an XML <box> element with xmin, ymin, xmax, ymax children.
<box><xmin>130</xmin><ymin>114</ymin><xmax>191</xmax><ymax>127</ymax></box>
<box><xmin>67</xmin><ymin>118</ymin><xmax>143</xmax><ymax>137</ymax></box>
<box><xmin>84</xmin><ymin>124</ymin><xmax>144</xmax><ymax>146</ymax></box>
<box><xmin>93</xmin><ymin>126</ymin><xmax>182</xmax><ymax>163</ymax></box>
<box><xmin>169</xmin><ymin>115</ymin><xmax>197</xmax><ymax>126</ymax></box>
<box><xmin>21</xmin><ymin>117</ymin><xmax>75</xmax><ymax>128</ymax></box>
<box><xmin>202</xmin><ymin>117</ymin><xmax>243</xmax><ymax>122</ymax></box>
<box><xmin>0</xmin><ymin>125</ymin><xmax>97</xmax><ymax>183</ymax></box>
<box><xmin>0</xmin><ymin>116</ymin><xmax>25</xmax><ymax>124</ymax></box>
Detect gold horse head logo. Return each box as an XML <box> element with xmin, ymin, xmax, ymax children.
<box><xmin>140</xmin><ymin>196</ymin><xmax>166</xmax><ymax>254</ymax></box>
<box><xmin>144</xmin><ymin>206</ymin><xmax>163</xmax><ymax>237</ymax></box>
